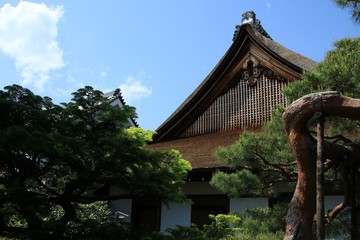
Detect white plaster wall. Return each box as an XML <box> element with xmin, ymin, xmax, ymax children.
<box><xmin>229</xmin><ymin>197</ymin><xmax>268</xmax><ymax>214</ymax></box>
<box><xmin>108</xmin><ymin>199</ymin><xmax>132</xmax><ymax>223</ymax></box>
<box><xmin>160</xmin><ymin>202</ymin><xmax>191</xmax><ymax>232</ymax></box>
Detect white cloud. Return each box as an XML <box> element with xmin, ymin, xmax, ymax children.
<box><xmin>0</xmin><ymin>1</ymin><xmax>64</xmax><ymax>91</ymax></box>
<box><xmin>119</xmin><ymin>73</ymin><xmax>152</xmax><ymax>104</ymax></box>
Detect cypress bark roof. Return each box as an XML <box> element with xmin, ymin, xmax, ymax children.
<box><xmin>149</xmin><ymin>129</ymin><xmax>254</xmax><ymax>169</ymax></box>
<box><xmin>252</xmin><ymin>29</ymin><xmax>316</xmax><ymax>71</ymax></box>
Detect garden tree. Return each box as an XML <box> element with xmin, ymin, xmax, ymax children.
<box><xmin>281</xmin><ymin>37</ymin><xmax>360</xmax><ymax>239</ymax></box>
<box><xmin>334</xmin><ymin>0</ymin><xmax>360</xmax><ymax>23</ymax></box>
<box><xmin>150</xmin><ymin>204</ymin><xmax>287</xmax><ymax>240</ymax></box>
<box><xmin>282</xmin><ymin>92</ymin><xmax>360</xmax><ymax>239</ymax></box>
<box><xmin>211</xmin><ymin>37</ymin><xmax>360</xmax><ymax>240</ymax></box>
<box><xmin>210</xmin><ymin>109</ymin><xmax>297</xmax><ymax>197</ymax></box>
<box><xmin>0</xmin><ymin>85</ymin><xmax>191</xmax><ymax>239</ymax></box>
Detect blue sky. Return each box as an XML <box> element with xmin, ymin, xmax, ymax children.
<box><xmin>0</xmin><ymin>1</ymin><xmax>359</xmax><ymax>131</ymax></box>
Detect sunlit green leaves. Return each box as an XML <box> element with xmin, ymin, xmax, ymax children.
<box><xmin>0</xmin><ymin>84</ymin><xmax>191</xmax><ymax>238</ymax></box>
<box><xmin>211</xmin><ymin>171</ymin><xmax>262</xmax><ymax>197</ymax></box>
<box><xmin>285</xmin><ymin>38</ymin><xmax>360</xmax><ymax>101</ymax></box>
<box><xmin>212</xmin><ymin>109</ymin><xmax>296</xmax><ymax>197</ymax></box>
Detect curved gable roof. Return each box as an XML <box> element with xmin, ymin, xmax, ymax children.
<box><xmin>153</xmin><ymin>14</ymin><xmax>316</xmax><ymax>143</ymax></box>
<box><xmin>250</xmin><ymin>29</ymin><xmax>316</xmax><ymax>71</ymax></box>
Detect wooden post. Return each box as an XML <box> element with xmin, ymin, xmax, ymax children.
<box><xmin>315</xmin><ymin>112</ymin><xmax>325</xmax><ymax>240</ymax></box>
<box><xmin>350</xmin><ymin>166</ymin><xmax>357</xmax><ymax>240</ymax></box>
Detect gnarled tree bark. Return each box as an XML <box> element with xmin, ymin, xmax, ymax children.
<box><xmin>282</xmin><ymin>92</ymin><xmax>360</xmax><ymax>240</ymax></box>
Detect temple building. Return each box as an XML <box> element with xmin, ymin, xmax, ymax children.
<box><xmin>109</xmin><ymin>11</ymin><xmax>342</xmax><ymax>232</ymax></box>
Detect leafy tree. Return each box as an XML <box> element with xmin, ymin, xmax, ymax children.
<box><xmin>48</xmin><ymin>201</ymin><xmax>131</xmax><ymax>240</ymax></box>
<box><xmin>281</xmin><ymin>38</ymin><xmax>360</xmax><ymax>239</ymax></box>
<box><xmin>210</xmin><ymin>109</ymin><xmax>296</xmax><ymax>198</ymax></box>
<box><xmin>0</xmin><ymin>85</ymin><xmax>191</xmax><ymax>239</ymax></box>
<box><xmin>152</xmin><ymin>206</ymin><xmax>286</xmax><ymax>240</ymax></box>
<box><xmin>211</xmin><ymin>37</ymin><xmax>360</xmax><ymax>239</ymax></box>
<box><xmin>334</xmin><ymin>0</ymin><xmax>360</xmax><ymax>23</ymax></box>
<box><xmin>234</xmin><ymin>204</ymin><xmax>286</xmax><ymax>239</ymax></box>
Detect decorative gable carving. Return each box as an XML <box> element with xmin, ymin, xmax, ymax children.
<box><xmin>242</xmin><ymin>60</ymin><xmax>262</xmax><ymax>86</ymax></box>
<box><xmin>180</xmin><ymin>61</ymin><xmax>288</xmax><ymax>137</ymax></box>
<box><xmin>241</xmin><ymin>59</ymin><xmax>287</xmax><ymax>87</ymax></box>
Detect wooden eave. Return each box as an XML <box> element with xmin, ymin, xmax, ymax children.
<box><xmin>152</xmin><ymin>24</ymin><xmax>316</xmax><ymax>143</ymax></box>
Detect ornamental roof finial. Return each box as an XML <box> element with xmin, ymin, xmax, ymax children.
<box><xmin>241</xmin><ymin>11</ymin><xmax>256</xmax><ymax>25</ymax></box>
<box><xmin>233</xmin><ymin>11</ymin><xmax>272</xmax><ymax>41</ymax></box>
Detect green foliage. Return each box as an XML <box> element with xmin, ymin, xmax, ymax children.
<box><xmin>239</xmin><ymin>203</ymin><xmax>287</xmax><ymax>236</ymax></box>
<box><xmin>220</xmin><ymin>205</ymin><xmax>286</xmax><ymax>240</ymax></box>
<box><xmin>284</xmin><ymin>38</ymin><xmax>360</xmax><ymax>101</ymax></box>
<box><xmin>228</xmin><ymin>232</ymin><xmax>283</xmax><ymax>240</ymax></box>
<box><xmin>284</xmin><ymin>37</ymin><xmax>360</xmax><ymax>138</ymax></box>
<box><xmin>162</xmin><ymin>213</ymin><xmax>242</xmax><ymax>240</ymax></box>
<box><xmin>202</xmin><ymin>214</ymin><xmax>243</xmax><ymax>239</ymax></box>
<box><xmin>166</xmin><ymin>225</ymin><xmax>205</xmax><ymax>240</ymax></box>
<box><xmin>211</xmin><ymin>171</ymin><xmax>262</xmax><ymax>197</ymax></box>
<box><xmin>151</xmin><ymin>205</ymin><xmax>286</xmax><ymax>240</ymax></box>
<box><xmin>211</xmin><ymin>109</ymin><xmax>296</xmax><ymax>197</ymax></box>
<box><xmin>0</xmin><ymin>84</ymin><xmax>190</xmax><ymax>239</ymax></box>
<box><xmin>43</xmin><ymin>202</ymin><xmax>130</xmax><ymax>240</ymax></box>
<box><xmin>334</xmin><ymin>0</ymin><xmax>360</xmax><ymax>23</ymax></box>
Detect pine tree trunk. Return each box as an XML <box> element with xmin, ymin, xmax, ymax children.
<box><xmin>282</xmin><ymin>92</ymin><xmax>360</xmax><ymax>239</ymax></box>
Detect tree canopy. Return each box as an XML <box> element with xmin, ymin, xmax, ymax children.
<box><xmin>0</xmin><ymin>85</ymin><xmax>191</xmax><ymax>239</ymax></box>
